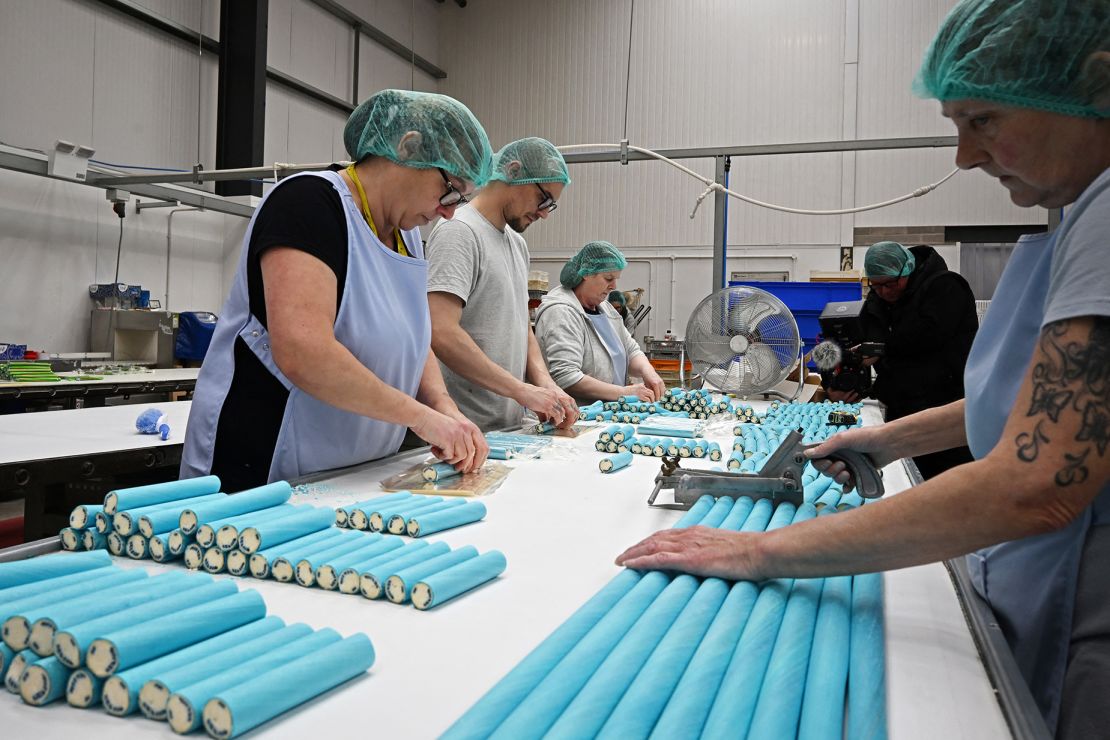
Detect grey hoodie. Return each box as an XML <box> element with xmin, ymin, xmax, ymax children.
<box><xmin>533</xmin><ymin>284</ymin><xmax>646</xmax><ymax>404</ymax></box>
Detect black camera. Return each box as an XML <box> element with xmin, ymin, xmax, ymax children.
<box><xmin>816</xmin><ymin>300</ymin><xmax>883</xmax><ymax>397</ymax></box>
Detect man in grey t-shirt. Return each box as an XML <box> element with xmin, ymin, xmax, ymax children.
<box><xmin>426</xmin><ymin>137</ymin><xmax>579</xmax><ymax>432</ymax></box>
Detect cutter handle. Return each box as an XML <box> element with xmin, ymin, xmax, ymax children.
<box><xmin>805</xmin><ymin>445</ymin><xmax>885</xmax><ymax>499</ymax></box>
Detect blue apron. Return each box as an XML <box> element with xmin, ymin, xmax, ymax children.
<box><xmin>181</xmin><ymin>170</ymin><xmax>430</xmax><ymax>483</ymax></box>
<box><xmin>964</xmin><ymin>230</ymin><xmax>1110</xmax><ymax>729</ymax></box>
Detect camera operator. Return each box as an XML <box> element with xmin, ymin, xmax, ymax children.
<box><xmin>826</xmin><ymin>241</ymin><xmax>978</xmax><ymax>478</ymax></box>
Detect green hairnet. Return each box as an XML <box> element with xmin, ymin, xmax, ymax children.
<box><xmin>864</xmin><ymin>242</ymin><xmax>916</xmax><ymax>278</ymax></box>
<box><xmin>608</xmin><ymin>290</ymin><xmax>626</xmax><ymax>306</ymax></box>
<box><xmin>489</xmin><ymin>137</ymin><xmax>571</xmax><ymax>185</ymax></box>
<box><xmin>559</xmin><ymin>241</ymin><xmax>627</xmax><ymax>289</ymax></box>
<box><xmin>343</xmin><ymin>89</ymin><xmax>493</xmax><ymax>186</ymax></box>
<box><xmin>913</xmin><ymin>0</ymin><xmax>1110</xmax><ymax>118</ymax></box>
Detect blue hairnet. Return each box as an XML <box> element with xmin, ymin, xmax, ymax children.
<box><xmin>489</xmin><ymin>137</ymin><xmax>571</xmax><ymax>185</ymax></box>
<box><xmin>913</xmin><ymin>0</ymin><xmax>1110</xmax><ymax>118</ymax></box>
<box><xmin>559</xmin><ymin>241</ymin><xmax>627</xmax><ymax>288</ymax></box>
<box><xmin>864</xmin><ymin>241</ymin><xmax>916</xmax><ymax>278</ymax></box>
<box><xmin>343</xmin><ymin>89</ymin><xmax>493</xmax><ymax>186</ymax></box>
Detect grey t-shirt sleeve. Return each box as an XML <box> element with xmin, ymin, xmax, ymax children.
<box><xmin>1043</xmin><ymin>170</ymin><xmax>1110</xmax><ymax>327</ymax></box>
<box><xmin>426</xmin><ymin>220</ymin><xmax>480</xmax><ymax>305</ymax></box>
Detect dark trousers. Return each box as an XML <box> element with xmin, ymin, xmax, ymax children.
<box><xmin>883</xmin><ymin>402</ymin><xmax>974</xmax><ymax>480</ymax></box>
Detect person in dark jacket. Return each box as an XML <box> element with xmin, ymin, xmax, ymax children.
<box><xmin>830</xmin><ymin>240</ymin><xmax>979</xmax><ymax>478</ymax></box>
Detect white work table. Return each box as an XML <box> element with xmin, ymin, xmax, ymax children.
<box><xmin>0</xmin><ymin>368</ymin><xmax>199</xmax><ymax>410</ymax></box>
<box><xmin>2</xmin><ymin>400</ymin><xmax>1020</xmax><ymax>739</ymax></box>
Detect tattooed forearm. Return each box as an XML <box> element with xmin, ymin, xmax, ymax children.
<box><xmin>1016</xmin><ymin>317</ymin><xmax>1110</xmax><ymax>486</ymax></box>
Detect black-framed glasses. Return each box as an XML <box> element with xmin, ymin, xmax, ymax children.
<box><xmin>438</xmin><ymin>168</ymin><xmax>469</xmax><ymax>207</ymax></box>
<box><xmin>535</xmin><ymin>183</ymin><xmax>558</xmax><ymax>212</ymax></box>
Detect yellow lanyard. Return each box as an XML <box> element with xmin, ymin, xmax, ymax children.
<box><xmin>345</xmin><ymin>164</ymin><xmax>408</xmax><ymax>257</ymax></box>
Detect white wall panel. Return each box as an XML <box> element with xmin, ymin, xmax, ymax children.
<box><xmin>132</xmin><ymin>0</ymin><xmax>220</xmax><ymax>37</ymax></box>
<box><xmin>857</xmin><ymin>0</ymin><xmax>957</xmax><ymax>139</ymax></box>
<box><xmin>854</xmin><ymin>148</ymin><xmax>1045</xmax><ymax>227</ymax></box>
<box><xmin>357</xmin><ymin>36</ymin><xmax>440</xmax><ymax>99</ymax></box>
<box><xmin>268</xmin><ymin>0</ymin><xmax>295</xmax><ymax>72</ymax></box>
<box><xmin>290</xmin><ymin>0</ymin><xmax>354</xmax><ymax>99</ymax></box>
<box><xmin>0</xmin><ymin>0</ymin><xmax>97</xmax><ymax>151</ymax></box>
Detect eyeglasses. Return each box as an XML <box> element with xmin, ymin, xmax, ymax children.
<box><xmin>869</xmin><ymin>278</ymin><xmax>901</xmax><ymax>291</ymax></box>
<box><xmin>535</xmin><ymin>183</ymin><xmax>558</xmax><ymax>213</ymax></box>
<box><xmin>438</xmin><ymin>168</ymin><xmax>469</xmax><ymax>207</ymax></box>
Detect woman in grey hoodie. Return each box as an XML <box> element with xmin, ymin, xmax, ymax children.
<box><xmin>534</xmin><ymin>241</ymin><xmax>666</xmax><ymax>405</ymax></box>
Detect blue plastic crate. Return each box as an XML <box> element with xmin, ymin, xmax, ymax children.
<box><xmin>728</xmin><ymin>281</ymin><xmax>862</xmax><ymax>341</ymax></box>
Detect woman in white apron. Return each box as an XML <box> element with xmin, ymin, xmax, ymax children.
<box><xmin>617</xmin><ymin>1</ymin><xmax>1110</xmax><ymax>734</ymax></box>
<box><xmin>181</xmin><ymin>89</ymin><xmax>492</xmax><ymax>491</ymax></box>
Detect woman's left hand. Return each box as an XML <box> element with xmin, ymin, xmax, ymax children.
<box><xmin>616</xmin><ymin>526</ymin><xmax>764</xmax><ymax>581</ymax></box>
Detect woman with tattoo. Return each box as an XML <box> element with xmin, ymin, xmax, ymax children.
<box><xmin>617</xmin><ymin>1</ymin><xmax>1110</xmax><ymax>735</ymax></box>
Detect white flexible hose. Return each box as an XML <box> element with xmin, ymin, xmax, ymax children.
<box><xmin>558</xmin><ymin>143</ymin><xmax>960</xmax><ymax>218</ymax></box>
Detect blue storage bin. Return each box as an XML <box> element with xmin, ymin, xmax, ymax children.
<box><xmin>729</xmin><ymin>282</ymin><xmax>862</xmax><ymax>366</ymax></box>
<box><xmin>175</xmin><ymin>312</ymin><xmax>218</xmax><ymax>361</ymax></box>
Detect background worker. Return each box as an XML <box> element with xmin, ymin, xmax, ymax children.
<box><xmin>426</xmin><ymin>137</ymin><xmax>578</xmax><ymax>432</ymax></box>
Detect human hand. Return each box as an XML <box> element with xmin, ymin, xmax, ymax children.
<box><xmin>623</xmin><ymin>383</ymin><xmax>657</xmax><ymax>403</ymax></box>
<box><xmin>545</xmin><ymin>384</ymin><xmax>579</xmax><ymax>429</ymax></box>
<box><xmin>641</xmin><ymin>369</ymin><xmax>667</xmax><ymax>401</ymax></box>
<box><xmin>412</xmin><ymin>408</ymin><xmax>486</xmax><ymax>471</ymax></box>
<box><xmin>516</xmin><ymin>383</ymin><xmax>570</xmax><ymax>426</ymax></box>
<box><xmin>615</xmin><ymin>526</ymin><xmax>764</xmax><ymax>581</ymax></box>
<box><xmin>804</xmin><ymin>426</ymin><xmax>895</xmax><ymax>490</ymax></box>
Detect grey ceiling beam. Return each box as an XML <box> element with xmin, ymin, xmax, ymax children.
<box><xmin>308</xmin><ymin>0</ymin><xmax>448</xmax><ymax>80</ymax></box>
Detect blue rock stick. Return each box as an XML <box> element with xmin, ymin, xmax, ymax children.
<box><xmin>0</xmin><ymin>550</ymin><xmax>112</xmax><ymax>590</ymax></box>
<box><xmin>848</xmin><ymin>572</ymin><xmax>887</xmax><ymax>740</ymax></box>
<box><xmin>69</xmin><ymin>504</ymin><xmax>104</xmax><ymax>530</ymax></box>
<box><xmin>2</xmin><ymin>568</ymin><xmax>142</xmax><ymax>642</ymax></box>
<box><xmin>349</xmin><ymin>492</ymin><xmax>415</xmax><ymax>530</ymax></box>
<box><xmin>671</xmin><ymin>495</ymin><xmax>715</xmax><ymax>528</ymax></box>
<box><xmin>442</xmin><ymin>569</ymin><xmax>641</xmax><ymax>740</ymax></box>
<box><xmin>0</xmin><ymin>567</ymin><xmax>114</xmax><ymax>605</ymax></box>
<box><xmin>65</xmin><ymin>668</ymin><xmax>103</xmax><ymax>708</ymax></box>
<box><xmin>369</xmin><ymin>496</ymin><xmax>445</xmax><ymax>532</ymax></box>
<box><xmin>270</xmin><ymin>530</ymin><xmax>359</xmax><ymax>583</ymax></box>
<box><xmin>248</xmin><ymin>528</ymin><xmax>346</xmax><ymax>579</ymax></box>
<box><xmin>599</xmin><ymin>451</ymin><xmax>633</xmax><ymax>473</ymax></box>
<box><xmin>97</xmin><ymin>616</ymin><xmax>288</xmax><ymax>718</ymax></box>
<box><xmin>238</xmin><ymin>507</ymin><xmax>336</xmax><ymax>554</ymax></box>
<box><xmin>200</xmin><ymin>503</ymin><xmax>298</xmax><ymax>549</ymax></box>
<box><xmin>407</xmin><ymin>502</ymin><xmax>487</xmax><ymax>537</ymax></box>
<box><xmin>597</xmin><ymin>578</ymin><xmax>730</xmax><ymax>739</ymax></box>
<box><xmin>412</xmin><ymin>551</ymin><xmax>507</xmax><ymax>610</ymax></box>
<box><xmin>700</xmin><ymin>504</ymin><xmax>818</xmax><ymax>738</ymax></box>
<box><xmin>315</xmin><ymin>538</ymin><xmax>406</xmax><ymax>591</ymax></box>
<box><xmin>547</xmin><ymin>574</ymin><xmax>701</xmax><ymax>739</ymax></box>
<box><xmin>22</xmin><ymin>572</ymin><xmax>191</xmax><ymax>656</ymax></box>
<box><xmin>18</xmin><ymin>654</ymin><xmax>71</xmax><ymax>705</ymax></box>
<box><xmin>337</xmin><ymin>541</ymin><xmax>429</xmax><ymax>595</ymax></box>
<box><xmin>201</xmin><ymin>633</ymin><xmax>375</xmax><ymax>739</ymax></box>
<box><xmin>177</xmin><ymin>482</ymin><xmax>292</xmax><ymax>535</ymax></box>
<box><xmin>84</xmin><ymin>589</ymin><xmax>267</xmax><ymax>678</ymax></box>
<box><xmin>489</xmin><ymin>572</ymin><xmax>672</xmax><ymax>739</ymax></box>
<box><xmin>104</xmin><ymin>475</ymin><xmax>221</xmax><ymax>515</ymax></box>
<box><xmin>295</xmin><ymin>534</ymin><xmax>384</xmax><ymax>587</ymax></box>
<box><xmin>53</xmin><ymin>576</ymin><xmax>227</xmax><ymax>668</ymax></box>
<box><xmin>135</xmin><ymin>622</ymin><xmax>309</xmax><ymax>720</ymax></box>
<box><xmin>359</xmin><ymin>542</ymin><xmax>451</xmax><ymax>599</ymax></box>
<box><xmin>115</xmin><ymin>493</ymin><xmax>226</xmax><ymax>537</ymax></box>
<box><xmin>138</xmin><ymin>493</ymin><xmax>228</xmax><ymax>538</ymax></box>
<box><xmin>384</xmin><ymin>546</ymin><xmax>479</xmax><ymax>604</ymax></box>
<box><xmin>387</xmin><ymin>498</ymin><xmax>466</xmax><ymax>534</ymax></box>
<box><xmin>798</xmin><ymin>576</ymin><xmax>852</xmax><ymax>740</ymax></box>
<box><xmin>165</xmin><ymin>629</ymin><xmax>341</xmax><ymax>735</ymax></box>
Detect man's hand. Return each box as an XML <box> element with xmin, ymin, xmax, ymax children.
<box><xmin>515</xmin><ymin>383</ymin><xmax>569</xmax><ymax>425</ymax></box>
<box><xmin>545</xmin><ymin>383</ymin><xmax>579</xmax><ymax>429</ymax></box>
<box><xmin>615</xmin><ymin>526</ymin><xmax>764</xmax><ymax>581</ymax></box>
